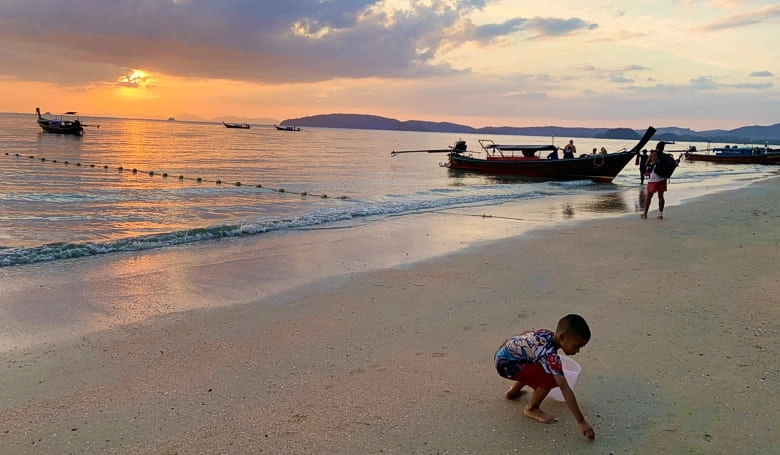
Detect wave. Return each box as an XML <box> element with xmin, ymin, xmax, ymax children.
<box><xmin>0</xmin><ymin>184</ymin><xmax>558</xmax><ymax>267</ymax></box>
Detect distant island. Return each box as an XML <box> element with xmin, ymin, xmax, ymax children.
<box><xmin>279</xmin><ymin>113</ymin><xmax>780</xmax><ymax>144</ymax></box>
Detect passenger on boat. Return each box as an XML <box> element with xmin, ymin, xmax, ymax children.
<box><xmin>562</xmin><ymin>140</ymin><xmax>576</xmax><ymax>159</ymax></box>
<box><xmin>546</xmin><ymin>148</ymin><xmax>559</xmax><ymax>160</ymax></box>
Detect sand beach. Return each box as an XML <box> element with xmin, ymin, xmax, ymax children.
<box><xmin>1</xmin><ymin>177</ymin><xmax>778</xmax><ymax>454</ymax></box>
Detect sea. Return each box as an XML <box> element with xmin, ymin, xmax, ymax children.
<box><xmin>1</xmin><ymin>111</ymin><xmax>777</xmax><ymax>269</ymax></box>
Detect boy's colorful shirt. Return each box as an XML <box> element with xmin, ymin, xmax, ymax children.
<box><xmin>496</xmin><ymin>329</ymin><xmax>564</xmax><ymax>376</ymax></box>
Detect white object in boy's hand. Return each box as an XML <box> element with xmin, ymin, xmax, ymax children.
<box><xmin>548</xmin><ymin>355</ymin><xmax>581</xmax><ymax>402</ymax></box>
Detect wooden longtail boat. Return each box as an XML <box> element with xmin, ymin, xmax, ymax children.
<box><xmin>684</xmin><ymin>145</ymin><xmax>780</xmax><ymax>165</ymax></box>
<box><xmin>223</xmin><ymin>121</ymin><xmax>251</xmax><ymax>129</ymax></box>
<box><xmin>391</xmin><ymin>126</ymin><xmax>656</xmax><ymax>183</ymax></box>
<box><xmin>275</xmin><ymin>124</ymin><xmax>300</xmax><ymax>131</ymax></box>
<box><xmin>35</xmin><ymin>107</ymin><xmax>84</xmax><ymax>136</ymax></box>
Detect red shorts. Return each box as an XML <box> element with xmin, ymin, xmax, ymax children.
<box><xmin>647</xmin><ymin>179</ymin><xmax>667</xmax><ymax>195</ymax></box>
<box><xmin>505</xmin><ymin>363</ymin><xmax>558</xmax><ymax>390</ymax></box>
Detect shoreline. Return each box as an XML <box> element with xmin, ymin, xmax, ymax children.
<box><xmin>1</xmin><ymin>177</ymin><xmax>778</xmax><ymax>453</ymax></box>
<box><xmin>0</xmin><ymin>172</ymin><xmax>777</xmax><ymax>353</ymax></box>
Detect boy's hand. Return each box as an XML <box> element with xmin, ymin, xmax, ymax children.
<box><xmin>578</xmin><ymin>421</ymin><xmax>595</xmax><ymax>441</ymax></box>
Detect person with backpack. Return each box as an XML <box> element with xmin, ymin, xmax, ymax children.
<box><xmin>641</xmin><ymin>142</ymin><xmax>678</xmax><ymax>220</ymax></box>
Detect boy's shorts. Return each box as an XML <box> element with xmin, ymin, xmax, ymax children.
<box><xmin>647</xmin><ymin>179</ymin><xmax>667</xmax><ymax>195</ymax></box>
<box><xmin>495</xmin><ymin>359</ymin><xmax>558</xmax><ymax>390</ymax></box>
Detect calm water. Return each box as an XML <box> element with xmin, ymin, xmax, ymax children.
<box><xmin>1</xmin><ymin>112</ymin><xmax>776</xmax><ymax>267</ymax></box>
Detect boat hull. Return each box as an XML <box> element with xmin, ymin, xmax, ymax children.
<box><xmin>448</xmin><ymin>150</ymin><xmax>637</xmax><ymax>183</ymax></box>
<box><xmin>37</xmin><ymin>120</ymin><xmax>83</xmax><ymax>136</ymax></box>
<box><xmin>223</xmin><ymin>122</ymin><xmax>250</xmax><ymax>129</ymax></box>
<box><xmin>275</xmin><ymin>125</ymin><xmax>300</xmax><ymax>131</ymax></box>
<box><xmin>685</xmin><ymin>152</ymin><xmax>780</xmax><ymax>165</ymax></box>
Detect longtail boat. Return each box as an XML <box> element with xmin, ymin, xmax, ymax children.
<box><xmin>275</xmin><ymin>124</ymin><xmax>300</xmax><ymax>131</ymax></box>
<box><xmin>684</xmin><ymin>145</ymin><xmax>780</xmax><ymax>165</ymax></box>
<box><xmin>391</xmin><ymin>126</ymin><xmax>656</xmax><ymax>183</ymax></box>
<box><xmin>35</xmin><ymin>107</ymin><xmax>85</xmax><ymax>136</ymax></box>
<box><xmin>223</xmin><ymin>121</ymin><xmax>251</xmax><ymax>129</ymax></box>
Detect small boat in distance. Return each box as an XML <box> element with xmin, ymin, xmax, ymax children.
<box><xmin>391</xmin><ymin>127</ymin><xmax>656</xmax><ymax>183</ymax></box>
<box><xmin>36</xmin><ymin>107</ymin><xmax>85</xmax><ymax>136</ymax></box>
<box><xmin>684</xmin><ymin>145</ymin><xmax>780</xmax><ymax>165</ymax></box>
<box><xmin>223</xmin><ymin>121</ymin><xmax>251</xmax><ymax>129</ymax></box>
<box><xmin>275</xmin><ymin>124</ymin><xmax>301</xmax><ymax>131</ymax></box>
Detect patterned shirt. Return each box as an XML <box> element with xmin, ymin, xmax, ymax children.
<box><xmin>495</xmin><ymin>329</ymin><xmax>564</xmax><ymax>376</ymax></box>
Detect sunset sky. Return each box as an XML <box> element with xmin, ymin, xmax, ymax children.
<box><xmin>1</xmin><ymin>0</ymin><xmax>778</xmax><ymax>130</ymax></box>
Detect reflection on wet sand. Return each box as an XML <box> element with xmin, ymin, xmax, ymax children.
<box><xmin>587</xmin><ymin>192</ymin><xmax>630</xmax><ymax>213</ymax></box>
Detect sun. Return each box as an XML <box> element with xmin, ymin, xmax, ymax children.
<box><xmin>118</xmin><ymin>69</ymin><xmax>151</xmax><ymax>89</ymax></box>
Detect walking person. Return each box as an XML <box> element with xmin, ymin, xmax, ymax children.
<box><xmin>641</xmin><ymin>144</ymin><xmax>674</xmax><ymax>219</ymax></box>
<box><xmin>638</xmin><ymin>149</ymin><xmax>649</xmax><ymax>184</ymax></box>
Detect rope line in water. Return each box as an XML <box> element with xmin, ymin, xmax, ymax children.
<box><xmin>4</xmin><ymin>152</ymin><xmax>348</xmax><ymax>200</ymax></box>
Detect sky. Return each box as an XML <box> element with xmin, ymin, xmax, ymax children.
<box><xmin>1</xmin><ymin>0</ymin><xmax>778</xmax><ymax>130</ymax></box>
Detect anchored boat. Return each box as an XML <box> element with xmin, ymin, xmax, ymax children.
<box><xmin>391</xmin><ymin>126</ymin><xmax>656</xmax><ymax>183</ymax></box>
<box><xmin>684</xmin><ymin>145</ymin><xmax>780</xmax><ymax>164</ymax></box>
<box><xmin>223</xmin><ymin>121</ymin><xmax>251</xmax><ymax>129</ymax></box>
<box><xmin>35</xmin><ymin>107</ymin><xmax>85</xmax><ymax>136</ymax></box>
<box><xmin>275</xmin><ymin>124</ymin><xmax>301</xmax><ymax>131</ymax></box>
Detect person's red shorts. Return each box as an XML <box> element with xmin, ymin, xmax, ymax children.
<box><xmin>647</xmin><ymin>179</ymin><xmax>667</xmax><ymax>195</ymax></box>
<box><xmin>505</xmin><ymin>363</ymin><xmax>558</xmax><ymax>390</ymax></box>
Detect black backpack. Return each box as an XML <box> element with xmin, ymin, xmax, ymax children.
<box><xmin>653</xmin><ymin>151</ymin><xmax>678</xmax><ymax>178</ymax></box>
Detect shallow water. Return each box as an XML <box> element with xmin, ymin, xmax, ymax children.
<box><xmin>1</xmin><ymin>112</ymin><xmax>777</xmax><ymax>267</ymax></box>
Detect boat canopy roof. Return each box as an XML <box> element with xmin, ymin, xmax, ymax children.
<box><xmin>484</xmin><ymin>144</ymin><xmax>558</xmax><ymax>152</ymax></box>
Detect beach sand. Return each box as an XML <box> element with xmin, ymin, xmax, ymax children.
<box><xmin>1</xmin><ymin>178</ymin><xmax>778</xmax><ymax>454</ymax></box>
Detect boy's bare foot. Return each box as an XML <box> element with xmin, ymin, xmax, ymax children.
<box><xmin>640</xmin><ymin>214</ymin><xmax>647</xmax><ymax>219</ymax></box>
<box><xmin>505</xmin><ymin>382</ymin><xmax>526</xmax><ymax>400</ymax></box>
<box><xmin>657</xmin><ymin>215</ymin><xmax>663</xmax><ymax>220</ymax></box>
<box><xmin>524</xmin><ymin>407</ymin><xmax>558</xmax><ymax>423</ymax></box>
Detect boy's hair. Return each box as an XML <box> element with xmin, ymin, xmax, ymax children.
<box><xmin>556</xmin><ymin>314</ymin><xmax>591</xmax><ymax>341</ymax></box>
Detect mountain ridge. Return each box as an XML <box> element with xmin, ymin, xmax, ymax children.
<box><xmin>281</xmin><ymin>113</ymin><xmax>780</xmax><ymax>144</ymax></box>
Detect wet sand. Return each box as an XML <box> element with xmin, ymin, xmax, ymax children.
<box><xmin>1</xmin><ymin>177</ymin><xmax>778</xmax><ymax>454</ymax></box>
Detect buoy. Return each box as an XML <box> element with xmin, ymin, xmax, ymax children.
<box><xmin>195</xmin><ymin>177</ymin><xmax>201</xmax><ymax>182</ymax></box>
<box><xmin>148</xmin><ymin>171</ymin><xmax>154</xmax><ymax>176</ymax></box>
<box><xmin>216</xmin><ymin>180</ymin><xmax>222</xmax><ymax>184</ymax></box>
<box><xmin>278</xmin><ymin>188</ymin><xmax>285</xmax><ymax>193</ymax></box>
<box><xmin>41</xmin><ymin>158</ymin><xmax>46</xmax><ymax>161</ymax></box>
<box><xmin>256</xmin><ymin>184</ymin><xmax>262</xmax><ymax>188</ymax></box>
<box><xmin>132</xmin><ymin>168</ymin><xmax>137</xmax><ymax>174</ymax></box>
<box><xmin>179</xmin><ymin>175</ymin><xmax>184</xmax><ymax>180</ymax></box>
<box><xmin>235</xmin><ymin>182</ymin><xmax>241</xmax><ymax>186</ymax></box>
<box><xmin>76</xmin><ymin>163</ymin><xmax>81</xmax><ymax>167</ymax></box>
<box><xmin>118</xmin><ymin>166</ymin><xmax>123</xmax><ymax>171</ymax></box>
<box><xmin>301</xmin><ymin>191</ymin><xmax>307</xmax><ymax>196</ymax></box>
<box><xmin>162</xmin><ymin>173</ymin><xmax>168</xmax><ymax>178</ymax></box>
<box><xmin>321</xmin><ymin>194</ymin><xmax>328</xmax><ymax>198</ymax></box>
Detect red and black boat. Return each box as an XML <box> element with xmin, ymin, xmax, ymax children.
<box><xmin>391</xmin><ymin>126</ymin><xmax>656</xmax><ymax>183</ymax></box>
<box><xmin>36</xmin><ymin>107</ymin><xmax>84</xmax><ymax>136</ymax></box>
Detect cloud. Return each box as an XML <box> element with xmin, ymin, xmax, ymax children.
<box><xmin>0</xmin><ymin>0</ymin><xmax>589</xmax><ymax>87</ymax></box>
<box><xmin>690</xmin><ymin>76</ymin><xmax>718</xmax><ymax>90</ymax></box>
<box><xmin>732</xmin><ymin>82</ymin><xmax>773</xmax><ymax>90</ymax></box>
<box><xmin>750</xmin><ymin>70</ymin><xmax>774</xmax><ymax>77</ymax></box>
<box><xmin>523</xmin><ymin>17</ymin><xmax>598</xmax><ymax>39</ymax></box>
<box><xmin>694</xmin><ymin>4</ymin><xmax>780</xmax><ymax>31</ymax></box>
